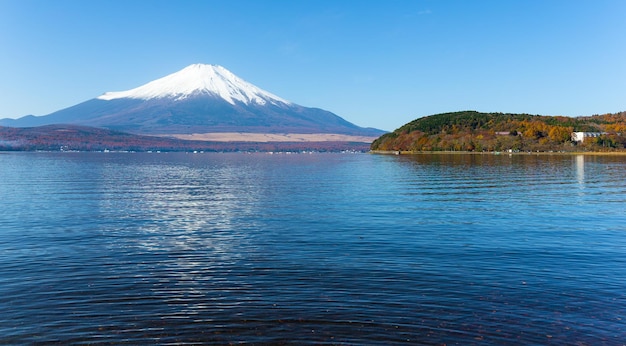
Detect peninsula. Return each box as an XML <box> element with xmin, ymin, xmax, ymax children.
<box><xmin>371</xmin><ymin>111</ymin><xmax>626</xmax><ymax>153</ymax></box>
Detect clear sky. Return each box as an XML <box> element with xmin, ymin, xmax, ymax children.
<box><xmin>1</xmin><ymin>0</ymin><xmax>625</xmax><ymax>131</ymax></box>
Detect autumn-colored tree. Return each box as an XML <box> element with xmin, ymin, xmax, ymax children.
<box><xmin>547</xmin><ymin>126</ymin><xmax>573</xmax><ymax>143</ymax></box>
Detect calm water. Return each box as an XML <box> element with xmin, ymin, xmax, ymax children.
<box><xmin>1</xmin><ymin>152</ymin><xmax>625</xmax><ymax>345</ymax></box>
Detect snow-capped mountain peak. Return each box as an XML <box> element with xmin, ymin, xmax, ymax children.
<box><xmin>97</xmin><ymin>64</ymin><xmax>291</xmax><ymax>106</ymax></box>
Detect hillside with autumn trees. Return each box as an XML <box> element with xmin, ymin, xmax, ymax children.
<box><xmin>371</xmin><ymin>111</ymin><xmax>626</xmax><ymax>152</ymax></box>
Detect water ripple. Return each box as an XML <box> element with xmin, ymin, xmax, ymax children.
<box><xmin>1</xmin><ymin>152</ymin><xmax>625</xmax><ymax>344</ymax></box>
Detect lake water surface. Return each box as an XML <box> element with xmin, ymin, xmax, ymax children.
<box><xmin>1</xmin><ymin>152</ymin><xmax>625</xmax><ymax>344</ymax></box>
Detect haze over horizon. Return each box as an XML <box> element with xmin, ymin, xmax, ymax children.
<box><xmin>1</xmin><ymin>0</ymin><xmax>625</xmax><ymax>131</ymax></box>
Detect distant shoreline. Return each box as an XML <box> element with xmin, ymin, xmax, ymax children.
<box><xmin>370</xmin><ymin>150</ymin><xmax>626</xmax><ymax>156</ymax></box>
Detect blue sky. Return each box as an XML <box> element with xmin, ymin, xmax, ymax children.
<box><xmin>1</xmin><ymin>0</ymin><xmax>624</xmax><ymax>131</ymax></box>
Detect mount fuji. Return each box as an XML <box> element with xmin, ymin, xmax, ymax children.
<box><xmin>0</xmin><ymin>64</ymin><xmax>384</xmax><ymax>140</ymax></box>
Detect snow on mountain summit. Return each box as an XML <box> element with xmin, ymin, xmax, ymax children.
<box><xmin>97</xmin><ymin>64</ymin><xmax>291</xmax><ymax>106</ymax></box>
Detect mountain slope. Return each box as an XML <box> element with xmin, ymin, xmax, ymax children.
<box><xmin>0</xmin><ymin>64</ymin><xmax>384</xmax><ymax>137</ymax></box>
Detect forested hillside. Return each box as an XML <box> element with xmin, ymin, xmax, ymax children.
<box><xmin>371</xmin><ymin>111</ymin><xmax>626</xmax><ymax>152</ymax></box>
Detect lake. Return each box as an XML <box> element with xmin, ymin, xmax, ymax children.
<box><xmin>1</xmin><ymin>152</ymin><xmax>625</xmax><ymax>344</ymax></box>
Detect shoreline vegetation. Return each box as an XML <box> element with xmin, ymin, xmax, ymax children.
<box><xmin>371</xmin><ymin>111</ymin><xmax>626</xmax><ymax>154</ymax></box>
<box><xmin>370</xmin><ymin>150</ymin><xmax>626</xmax><ymax>156</ymax></box>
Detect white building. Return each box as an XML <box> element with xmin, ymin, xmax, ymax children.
<box><xmin>571</xmin><ymin>132</ymin><xmax>605</xmax><ymax>143</ymax></box>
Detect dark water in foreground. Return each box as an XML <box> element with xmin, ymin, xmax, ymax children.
<box><xmin>1</xmin><ymin>152</ymin><xmax>625</xmax><ymax>345</ymax></box>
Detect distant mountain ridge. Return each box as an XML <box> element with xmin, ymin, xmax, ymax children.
<box><xmin>0</xmin><ymin>64</ymin><xmax>384</xmax><ymax>138</ymax></box>
<box><xmin>0</xmin><ymin>124</ymin><xmax>373</xmax><ymax>152</ymax></box>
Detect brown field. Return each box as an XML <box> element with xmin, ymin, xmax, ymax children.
<box><xmin>166</xmin><ymin>132</ymin><xmax>378</xmax><ymax>143</ymax></box>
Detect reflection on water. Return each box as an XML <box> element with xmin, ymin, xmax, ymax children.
<box><xmin>1</xmin><ymin>152</ymin><xmax>625</xmax><ymax>344</ymax></box>
<box><xmin>576</xmin><ymin>154</ymin><xmax>585</xmax><ymax>186</ymax></box>
<box><xmin>97</xmin><ymin>158</ymin><xmax>269</xmax><ymax>320</ymax></box>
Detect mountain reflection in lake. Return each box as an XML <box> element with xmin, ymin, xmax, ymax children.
<box><xmin>1</xmin><ymin>152</ymin><xmax>625</xmax><ymax>344</ymax></box>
